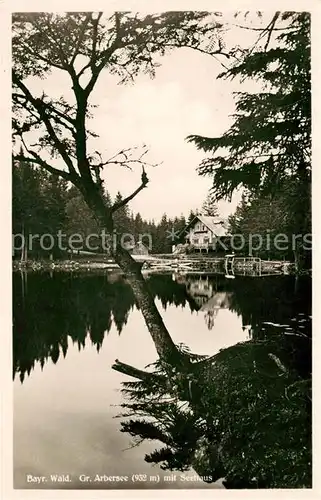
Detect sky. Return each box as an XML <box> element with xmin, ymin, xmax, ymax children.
<box><xmin>20</xmin><ymin>12</ymin><xmax>270</xmax><ymax>222</ymax></box>
<box><xmin>90</xmin><ymin>49</ymin><xmax>240</xmax><ymax>219</ymax></box>
<box><xmin>90</xmin><ymin>47</ymin><xmax>239</xmax><ymax>222</ymax></box>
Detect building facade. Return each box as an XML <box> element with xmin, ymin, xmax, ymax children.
<box><xmin>182</xmin><ymin>215</ymin><xmax>230</xmax><ymax>252</ymax></box>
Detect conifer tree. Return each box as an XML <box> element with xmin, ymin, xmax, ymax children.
<box><xmin>202</xmin><ymin>193</ymin><xmax>219</xmax><ymax>217</ymax></box>
<box><xmin>188</xmin><ymin>12</ymin><xmax>311</xmax><ymax>267</ymax></box>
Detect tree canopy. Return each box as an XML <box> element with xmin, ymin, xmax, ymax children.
<box><xmin>12</xmin><ymin>11</ymin><xmax>226</xmax><ymax>196</ymax></box>
<box><xmin>187</xmin><ymin>12</ymin><xmax>311</xmax><ymax>200</ymax></box>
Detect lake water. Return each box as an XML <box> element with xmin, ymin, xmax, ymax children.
<box><xmin>13</xmin><ymin>271</ymin><xmax>312</xmax><ymax>489</ymax></box>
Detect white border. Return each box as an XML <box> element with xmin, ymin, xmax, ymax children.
<box><xmin>1</xmin><ymin>1</ymin><xmax>320</xmax><ymax>499</ymax></box>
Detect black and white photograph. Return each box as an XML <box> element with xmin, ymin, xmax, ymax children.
<box><xmin>9</xmin><ymin>6</ymin><xmax>313</xmax><ymax>492</ymax></box>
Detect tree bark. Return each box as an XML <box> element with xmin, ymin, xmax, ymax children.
<box><xmin>113</xmin><ymin>244</ymin><xmax>188</xmax><ymax>365</ymax></box>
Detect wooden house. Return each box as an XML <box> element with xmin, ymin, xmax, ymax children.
<box><xmin>177</xmin><ymin>215</ymin><xmax>230</xmax><ymax>253</ymax></box>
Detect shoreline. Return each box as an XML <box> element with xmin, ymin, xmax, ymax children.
<box><xmin>12</xmin><ymin>258</ymin><xmax>311</xmax><ymax>276</ymax></box>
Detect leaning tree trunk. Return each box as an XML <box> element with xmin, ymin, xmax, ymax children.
<box><xmin>113</xmin><ymin>243</ymin><xmax>188</xmax><ymax>366</ymax></box>
<box><xmin>83</xmin><ymin>185</ymin><xmax>190</xmax><ymax>369</ymax></box>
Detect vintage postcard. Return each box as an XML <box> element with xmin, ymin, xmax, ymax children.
<box><xmin>1</xmin><ymin>0</ymin><xmax>320</xmax><ymax>498</ymax></box>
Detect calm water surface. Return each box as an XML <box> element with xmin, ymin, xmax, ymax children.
<box><xmin>13</xmin><ymin>272</ymin><xmax>311</xmax><ymax>489</ymax></box>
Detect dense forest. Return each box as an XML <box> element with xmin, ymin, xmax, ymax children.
<box><xmin>227</xmin><ymin>190</ymin><xmax>311</xmax><ymax>265</ymax></box>
<box><xmin>12</xmin><ymin>157</ymin><xmax>195</xmax><ymax>257</ymax></box>
<box><xmin>12</xmin><ymin>12</ymin><xmax>311</xmax><ymax>265</ymax></box>
<box><xmin>13</xmin><ymin>156</ymin><xmax>311</xmax><ymax>263</ymax></box>
<box><xmin>189</xmin><ymin>12</ymin><xmax>311</xmax><ymax>269</ymax></box>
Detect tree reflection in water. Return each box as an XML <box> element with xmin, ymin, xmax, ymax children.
<box><xmin>117</xmin><ymin>274</ymin><xmax>311</xmax><ymax>488</ymax></box>
<box><xmin>13</xmin><ymin>271</ymin><xmax>311</xmax><ymax>488</ymax></box>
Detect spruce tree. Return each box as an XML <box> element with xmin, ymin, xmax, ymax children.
<box><xmin>188</xmin><ymin>12</ymin><xmax>311</xmax><ymax>267</ymax></box>
<box><xmin>202</xmin><ymin>193</ymin><xmax>219</xmax><ymax>217</ymax></box>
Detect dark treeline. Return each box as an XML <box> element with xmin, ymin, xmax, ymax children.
<box><xmin>13</xmin><ymin>158</ymin><xmax>195</xmax><ymax>258</ymax></box>
<box><xmin>13</xmin><ymin>272</ymin><xmax>134</xmax><ymax>380</ymax></box>
<box><xmin>11</xmin><ymin>11</ymin><xmax>312</xmax><ymax>488</ymax></box>
<box><xmin>13</xmin><ymin>272</ymin><xmax>311</xmax><ymax>383</ymax></box>
<box><xmin>13</xmin><ymin>269</ymin><xmax>311</xmax><ymax>487</ymax></box>
<box><xmin>14</xmin><ymin>157</ymin><xmax>312</xmax><ymax>263</ymax></box>
<box><xmin>228</xmin><ymin>190</ymin><xmax>311</xmax><ymax>265</ymax></box>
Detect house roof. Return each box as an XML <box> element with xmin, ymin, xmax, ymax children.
<box><xmin>183</xmin><ymin>215</ymin><xmax>229</xmax><ymax>237</ymax></box>
<box><xmin>198</xmin><ymin>216</ymin><xmax>228</xmax><ymax>236</ymax></box>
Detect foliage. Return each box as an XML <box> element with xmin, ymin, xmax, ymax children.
<box><xmin>187</xmin><ymin>13</ymin><xmax>311</xmax><ymax>269</ymax></box>
<box><xmin>227</xmin><ymin>180</ymin><xmax>311</xmax><ymax>265</ymax></box>
<box><xmin>228</xmin><ymin>190</ymin><xmax>291</xmax><ymax>259</ymax></box>
<box><xmin>187</xmin><ymin>12</ymin><xmax>311</xmax><ymax>201</ymax></box>
<box><xmin>11</xmin><ymin>12</ymin><xmax>234</xmax><ymax>258</ymax></box>
<box><xmin>12</xmin><ymin>11</ymin><xmax>226</xmax><ymax>198</ymax></box>
<box><xmin>12</xmin><ymin>14</ymin><xmax>312</xmax><ymax>487</ymax></box>
<box><xmin>64</xmin><ymin>186</ymin><xmax>100</xmax><ymax>249</ymax></box>
<box><xmin>118</xmin><ymin>337</ymin><xmax>311</xmax><ymax>488</ymax></box>
<box><xmin>201</xmin><ymin>340</ymin><xmax>311</xmax><ymax>488</ymax></box>
<box><xmin>13</xmin><ymin>156</ymin><xmax>68</xmax><ymax>258</ymax></box>
<box><xmin>113</xmin><ymin>192</ymin><xmax>131</xmax><ymax>235</ymax></box>
<box><xmin>13</xmin><ymin>268</ymin><xmax>312</xmax><ymax>488</ymax></box>
<box><xmin>11</xmin><ymin>10</ymin><xmax>240</xmax><ymax>366</ymax></box>
<box><xmin>12</xmin><ymin>12</ymin><xmax>224</xmax><ymax>82</ymax></box>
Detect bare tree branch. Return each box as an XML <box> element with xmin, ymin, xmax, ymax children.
<box><xmin>13</xmin><ymin>152</ymin><xmax>74</xmax><ymax>183</ymax></box>
<box><xmin>112</xmin><ymin>359</ymin><xmax>161</xmax><ymax>381</ymax></box>
<box><xmin>12</xmin><ymin>71</ymin><xmax>78</xmax><ymax>178</ymax></box>
<box><xmin>264</xmin><ymin>12</ymin><xmax>281</xmax><ymax>51</ymax></box>
<box><xmin>231</xmin><ymin>23</ymin><xmax>291</xmax><ymax>32</ymax></box>
<box><xmin>45</xmin><ymin>101</ymin><xmax>77</xmax><ymax>126</ymax></box>
<box><xmin>93</xmin><ymin>146</ymin><xmax>160</xmax><ymax>172</ymax></box>
<box><xmin>112</xmin><ymin>168</ymin><xmax>149</xmax><ymax>213</ymax></box>
<box><xmin>91</xmin><ymin>12</ymin><xmax>103</xmax><ymax>66</ymax></box>
<box><xmin>240</xmin><ymin>12</ymin><xmax>282</xmax><ymax>57</ymax></box>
